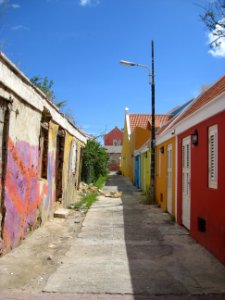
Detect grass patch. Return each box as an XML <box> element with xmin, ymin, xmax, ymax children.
<box><xmin>94</xmin><ymin>175</ymin><xmax>108</xmax><ymax>189</ymax></box>
<box><xmin>70</xmin><ymin>192</ymin><xmax>98</xmax><ymax>210</ymax></box>
<box><xmin>82</xmin><ymin>192</ymin><xmax>98</xmax><ymax>209</ymax></box>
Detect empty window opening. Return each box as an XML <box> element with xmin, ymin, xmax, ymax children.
<box><xmin>39</xmin><ymin>123</ymin><xmax>49</xmax><ymax>179</ymax></box>
<box><xmin>39</xmin><ymin>108</ymin><xmax>51</xmax><ymax>179</ymax></box>
<box><xmin>56</xmin><ymin>128</ymin><xmax>65</xmax><ymax>201</ymax></box>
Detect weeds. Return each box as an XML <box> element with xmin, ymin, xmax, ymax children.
<box><xmin>69</xmin><ymin>175</ymin><xmax>107</xmax><ymax>211</ymax></box>
<box><xmin>94</xmin><ymin>175</ymin><xmax>108</xmax><ymax>189</ymax></box>
<box><xmin>69</xmin><ymin>192</ymin><xmax>98</xmax><ymax>211</ymax></box>
<box><xmin>82</xmin><ymin>192</ymin><xmax>98</xmax><ymax>209</ymax></box>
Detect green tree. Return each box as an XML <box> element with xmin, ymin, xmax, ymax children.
<box><xmin>200</xmin><ymin>0</ymin><xmax>225</xmax><ymax>48</ymax></box>
<box><xmin>81</xmin><ymin>140</ymin><xmax>108</xmax><ymax>184</ymax></box>
<box><xmin>30</xmin><ymin>76</ymin><xmax>76</xmax><ymax>124</ymax></box>
<box><xmin>30</xmin><ymin>76</ymin><xmax>66</xmax><ymax>108</ymax></box>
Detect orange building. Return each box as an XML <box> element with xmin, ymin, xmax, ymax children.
<box><xmin>121</xmin><ymin>108</ymin><xmax>170</xmax><ymax>183</ymax></box>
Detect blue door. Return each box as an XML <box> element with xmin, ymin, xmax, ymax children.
<box><xmin>134</xmin><ymin>155</ymin><xmax>141</xmax><ymax>188</ymax></box>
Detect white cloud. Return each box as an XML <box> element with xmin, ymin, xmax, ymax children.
<box><xmin>11</xmin><ymin>3</ymin><xmax>20</xmax><ymax>8</ymax></box>
<box><xmin>11</xmin><ymin>25</ymin><xmax>29</xmax><ymax>31</ymax></box>
<box><xmin>79</xmin><ymin>0</ymin><xmax>100</xmax><ymax>7</ymax></box>
<box><xmin>0</xmin><ymin>1</ymin><xmax>20</xmax><ymax>8</ymax></box>
<box><xmin>208</xmin><ymin>19</ymin><xmax>225</xmax><ymax>58</ymax></box>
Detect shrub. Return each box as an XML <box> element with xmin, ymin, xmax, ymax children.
<box><xmin>81</xmin><ymin>140</ymin><xmax>108</xmax><ymax>184</ymax></box>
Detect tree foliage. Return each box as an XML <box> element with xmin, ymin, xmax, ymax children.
<box><xmin>200</xmin><ymin>0</ymin><xmax>225</xmax><ymax>48</ymax></box>
<box><xmin>81</xmin><ymin>140</ymin><xmax>109</xmax><ymax>184</ymax></box>
<box><xmin>30</xmin><ymin>75</ymin><xmax>76</xmax><ymax>125</ymax></box>
<box><xmin>31</xmin><ymin>76</ymin><xmax>55</xmax><ymax>102</ymax></box>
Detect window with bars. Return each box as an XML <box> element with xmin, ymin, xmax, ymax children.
<box><xmin>208</xmin><ymin>124</ymin><xmax>218</xmax><ymax>189</ymax></box>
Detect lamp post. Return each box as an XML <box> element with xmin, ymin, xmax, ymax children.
<box><xmin>120</xmin><ymin>40</ymin><xmax>155</xmax><ymax>203</ymax></box>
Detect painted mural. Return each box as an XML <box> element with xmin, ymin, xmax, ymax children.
<box><xmin>2</xmin><ymin>122</ymin><xmax>58</xmax><ymax>252</ymax></box>
<box><xmin>2</xmin><ymin>137</ymin><xmax>40</xmax><ymax>251</ymax></box>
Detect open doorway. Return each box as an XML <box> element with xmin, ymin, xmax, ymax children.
<box><xmin>55</xmin><ymin>127</ymin><xmax>65</xmax><ymax>202</ymax></box>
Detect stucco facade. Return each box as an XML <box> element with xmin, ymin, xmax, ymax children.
<box><xmin>0</xmin><ymin>53</ymin><xmax>87</xmax><ymax>254</ymax></box>
<box><xmin>155</xmin><ymin>137</ymin><xmax>176</xmax><ymax>215</ymax></box>
<box><xmin>177</xmin><ymin>107</ymin><xmax>225</xmax><ymax>266</ymax></box>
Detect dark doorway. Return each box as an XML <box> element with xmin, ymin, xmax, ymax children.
<box><xmin>55</xmin><ymin>127</ymin><xmax>65</xmax><ymax>202</ymax></box>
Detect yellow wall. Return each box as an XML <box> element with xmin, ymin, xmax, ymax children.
<box><xmin>121</xmin><ymin>119</ymin><xmax>150</xmax><ymax>184</ymax></box>
<box><xmin>129</xmin><ymin>128</ymin><xmax>150</xmax><ymax>182</ymax></box>
<box><xmin>62</xmin><ymin>133</ymin><xmax>84</xmax><ymax>208</ymax></box>
<box><xmin>141</xmin><ymin>150</ymin><xmax>150</xmax><ymax>193</ymax></box>
<box><xmin>39</xmin><ymin>121</ymin><xmax>58</xmax><ymax>223</ymax></box>
<box><xmin>62</xmin><ymin>131</ymin><xmax>73</xmax><ymax>204</ymax></box>
<box><xmin>121</xmin><ymin>120</ymin><xmax>131</xmax><ymax>178</ymax></box>
<box><xmin>155</xmin><ymin>137</ymin><xmax>176</xmax><ymax>216</ymax></box>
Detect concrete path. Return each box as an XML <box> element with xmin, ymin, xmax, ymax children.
<box><xmin>44</xmin><ymin>174</ymin><xmax>225</xmax><ymax>297</ymax></box>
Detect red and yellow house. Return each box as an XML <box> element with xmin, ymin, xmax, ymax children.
<box><xmin>174</xmin><ymin>75</ymin><xmax>225</xmax><ymax>265</ymax></box>
<box><xmin>121</xmin><ymin>108</ymin><xmax>170</xmax><ymax>184</ymax></box>
<box><xmin>155</xmin><ymin>99</ymin><xmax>194</xmax><ymax>217</ymax></box>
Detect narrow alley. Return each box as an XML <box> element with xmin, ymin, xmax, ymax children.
<box><xmin>1</xmin><ymin>174</ymin><xmax>225</xmax><ymax>299</ymax></box>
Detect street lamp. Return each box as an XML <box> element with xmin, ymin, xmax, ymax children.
<box><xmin>120</xmin><ymin>41</ymin><xmax>156</xmax><ymax>203</ymax></box>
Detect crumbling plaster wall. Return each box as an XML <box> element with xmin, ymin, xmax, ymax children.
<box><xmin>39</xmin><ymin>121</ymin><xmax>58</xmax><ymax>224</ymax></box>
<box><xmin>0</xmin><ymin>53</ymin><xmax>87</xmax><ymax>253</ymax></box>
<box><xmin>2</xmin><ymin>94</ymin><xmax>42</xmax><ymax>252</ymax></box>
<box><xmin>62</xmin><ymin>133</ymin><xmax>84</xmax><ymax>208</ymax></box>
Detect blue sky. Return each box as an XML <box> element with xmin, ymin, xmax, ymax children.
<box><xmin>0</xmin><ymin>0</ymin><xmax>225</xmax><ymax>138</ymax></box>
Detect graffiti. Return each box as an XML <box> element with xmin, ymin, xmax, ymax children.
<box><xmin>40</xmin><ymin>150</ymin><xmax>56</xmax><ymax>211</ymax></box>
<box><xmin>2</xmin><ymin>138</ymin><xmax>40</xmax><ymax>250</ymax></box>
<box><xmin>2</xmin><ymin>138</ymin><xmax>56</xmax><ymax>251</ymax></box>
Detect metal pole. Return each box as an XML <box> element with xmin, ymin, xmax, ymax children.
<box><xmin>150</xmin><ymin>40</ymin><xmax>156</xmax><ymax>203</ymax></box>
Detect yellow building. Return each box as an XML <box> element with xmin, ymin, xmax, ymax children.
<box><xmin>155</xmin><ymin>136</ymin><xmax>176</xmax><ymax>216</ymax></box>
<box><xmin>155</xmin><ymin>98</ymin><xmax>195</xmax><ymax>217</ymax></box>
<box><xmin>121</xmin><ymin>108</ymin><xmax>171</xmax><ymax>184</ymax></box>
<box><xmin>134</xmin><ymin>141</ymin><xmax>150</xmax><ymax>193</ymax></box>
<box><xmin>121</xmin><ymin>109</ymin><xmax>151</xmax><ymax>182</ymax></box>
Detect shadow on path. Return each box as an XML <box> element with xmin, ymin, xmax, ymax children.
<box><xmin>105</xmin><ymin>174</ymin><xmax>225</xmax><ymax>299</ymax></box>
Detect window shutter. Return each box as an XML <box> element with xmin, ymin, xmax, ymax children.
<box><xmin>208</xmin><ymin>125</ymin><xmax>218</xmax><ymax>189</ymax></box>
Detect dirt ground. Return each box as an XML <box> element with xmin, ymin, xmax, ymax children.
<box><xmin>0</xmin><ymin>209</ymin><xmax>86</xmax><ymax>293</ymax></box>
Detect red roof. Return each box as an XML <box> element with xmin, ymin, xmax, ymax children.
<box><xmin>104</xmin><ymin>126</ymin><xmax>123</xmax><ymax>146</ymax></box>
<box><xmin>173</xmin><ymin>75</ymin><xmax>225</xmax><ymax>126</ymax></box>
<box><xmin>129</xmin><ymin>114</ymin><xmax>171</xmax><ymax>133</ymax></box>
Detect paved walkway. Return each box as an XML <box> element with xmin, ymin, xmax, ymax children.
<box><xmin>42</xmin><ymin>174</ymin><xmax>225</xmax><ymax>298</ymax></box>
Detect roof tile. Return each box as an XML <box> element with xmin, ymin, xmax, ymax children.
<box><xmin>129</xmin><ymin>114</ymin><xmax>171</xmax><ymax>132</ymax></box>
